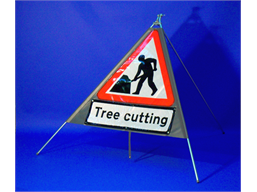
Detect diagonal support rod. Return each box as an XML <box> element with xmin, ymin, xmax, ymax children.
<box><xmin>36</xmin><ymin>122</ymin><xmax>67</xmax><ymax>155</ymax></box>
<box><xmin>187</xmin><ymin>138</ymin><xmax>200</xmax><ymax>183</ymax></box>
<box><xmin>164</xmin><ymin>31</ymin><xmax>225</xmax><ymax>134</ymax></box>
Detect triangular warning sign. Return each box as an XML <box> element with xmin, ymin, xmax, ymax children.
<box><xmin>97</xmin><ymin>30</ymin><xmax>174</xmax><ymax>107</ymax></box>
<box><xmin>66</xmin><ymin>28</ymin><xmax>188</xmax><ymax>139</ymax></box>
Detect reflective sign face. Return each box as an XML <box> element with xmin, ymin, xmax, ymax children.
<box><xmin>85</xmin><ymin>100</ymin><xmax>175</xmax><ymax>134</ymax></box>
<box><xmin>97</xmin><ymin>30</ymin><xmax>175</xmax><ymax>107</ymax></box>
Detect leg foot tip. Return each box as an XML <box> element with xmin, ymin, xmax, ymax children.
<box><xmin>197</xmin><ymin>180</ymin><xmax>200</xmax><ymax>183</ymax></box>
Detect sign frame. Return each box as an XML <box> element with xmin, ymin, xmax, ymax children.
<box><xmin>65</xmin><ymin>27</ymin><xmax>189</xmax><ymax>139</ymax></box>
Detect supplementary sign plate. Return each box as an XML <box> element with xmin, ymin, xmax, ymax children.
<box><xmin>85</xmin><ymin>100</ymin><xmax>175</xmax><ymax>134</ymax></box>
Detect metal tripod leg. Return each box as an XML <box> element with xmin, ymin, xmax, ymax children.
<box><xmin>128</xmin><ymin>131</ymin><xmax>131</xmax><ymax>159</ymax></box>
<box><xmin>36</xmin><ymin>122</ymin><xmax>67</xmax><ymax>155</ymax></box>
<box><xmin>187</xmin><ymin>138</ymin><xmax>199</xmax><ymax>183</ymax></box>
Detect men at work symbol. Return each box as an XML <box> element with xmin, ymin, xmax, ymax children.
<box><xmin>132</xmin><ymin>55</ymin><xmax>158</xmax><ymax>96</ymax></box>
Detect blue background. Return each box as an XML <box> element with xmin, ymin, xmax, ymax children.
<box><xmin>16</xmin><ymin>1</ymin><xmax>240</xmax><ymax>191</ymax></box>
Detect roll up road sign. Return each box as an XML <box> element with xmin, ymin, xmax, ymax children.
<box><xmin>36</xmin><ymin>14</ymin><xmax>202</xmax><ymax>183</ymax></box>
